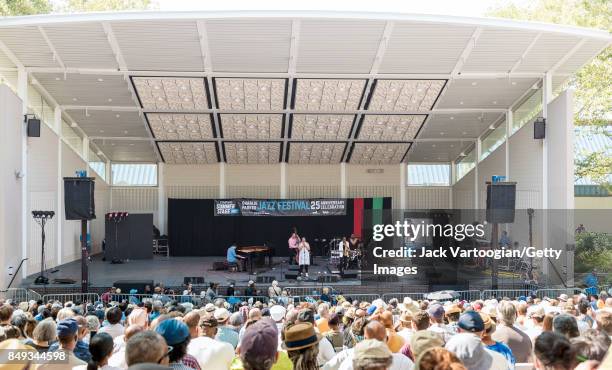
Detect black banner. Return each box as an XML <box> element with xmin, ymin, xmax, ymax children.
<box><xmin>214</xmin><ymin>198</ymin><xmax>347</xmax><ymax>216</ymax></box>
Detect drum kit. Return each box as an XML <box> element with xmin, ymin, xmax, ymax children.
<box><xmin>314</xmin><ymin>236</ymin><xmax>363</xmax><ymax>270</ymax></box>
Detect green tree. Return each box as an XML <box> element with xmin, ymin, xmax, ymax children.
<box><xmin>487</xmin><ymin>0</ymin><xmax>611</xmax><ymax>188</ymax></box>
<box><xmin>574</xmin><ymin>231</ymin><xmax>612</xmax><ymax>283</ymax></box>
<box><xmin>56</xmin><ymin>0</ymin><xmax>156</xmax><ymax>13</ymax></box>
<box><xmin>0</xmin><ymin>0</ymin><xmax>52</xmax><ymax>16</ymax></box>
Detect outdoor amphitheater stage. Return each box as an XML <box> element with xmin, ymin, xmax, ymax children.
<box><xmin>19</xmin><ymin>254</ymin><xmax>531</xmax><ymax>294</ymax></box>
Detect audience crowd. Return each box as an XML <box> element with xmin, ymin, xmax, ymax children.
<box><xmin>0</xmin><ymin>283</ymin><xmax>610</xmax><ymax>370</ymax></box>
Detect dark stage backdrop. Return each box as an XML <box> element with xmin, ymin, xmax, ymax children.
<box><xmin>167</xmin><ymin>198</ymin><xmax>389</xmax><ymax>257</ymax></box>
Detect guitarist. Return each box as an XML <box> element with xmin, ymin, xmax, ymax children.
<box><xmin>288</xmin><ymin>227</ymin><xmax>300</xmax><ymax>265</ymax></box>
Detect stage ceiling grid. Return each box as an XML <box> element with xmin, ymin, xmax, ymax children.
<box><xmin>0</xmin><ymin>12</ymin><xmax>609</xmax><ymax>164</ymax></box>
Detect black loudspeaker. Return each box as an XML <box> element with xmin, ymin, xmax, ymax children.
<box><xmin>113</xmin><ymin>280</ymin><xmax>154</xmax><ymax>294</ymax></box>
<box><xmin>64</xmin><ymin>177</ymin><xmax>96</xmax><ymax>220</ymax></box>
<box><xmin>486</xmin><ymin>182</ymin><xmax>516</xmax><ymax>223</ymax></box>
<box><xmin>534</xmin><ymin>118</ymin><xmax>546</xmax><ymax>139</ymax></box>
<box><xmin>27</xmin><ymin>118</ymin><xmax>41</xmax><ymax>137</ymax></box>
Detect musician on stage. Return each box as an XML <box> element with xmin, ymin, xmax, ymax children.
<box><xmin>288</xmin><ymin>227</ymin><xmax>300</xmax><ymax>264</ymax></box>
<box><xmin>340</xmin><ymin>237</ymin><xmax>349</xmax><ymax>271</ymax></box>
<box><xmin>298</xmin><ymin>237</ymin><xmax>311</xmax><ymax>278</ymax></box>
<box><xmin>227</xmin><ymin>242</ymin><xmax>246</xmax><ymax>271</ymax></box>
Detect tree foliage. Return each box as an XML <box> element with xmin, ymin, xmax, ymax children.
<box><xmin>574</xmin><ymin>232</ymin><xmax>612</xmax><ymax>282</ymax></box>
<box><xmin>487</xmin><ymin>0</ymin><xmax>611</xmax><ymax>127</ymax></box>
<box><xmin>0</xmin><ymin>0</ymin><xmax>52</xmax><ymax>16</ymax></box>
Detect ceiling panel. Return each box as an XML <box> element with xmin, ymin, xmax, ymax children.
<box><xmin>67</xmin><ymin>110</ymin><xmax>148</xmax><ymax>137</ymax></box>
<box><xmin>215</xmin><ymin>78</ymin><xmax>286</xmax><ymax>110</ymax></box>
<box><xmin>556</xmin><ymin>39</ymin><xmax>609</xmax><ymax>74</ymax></box>
<box><xmin>349</xmin><ymin>143</ymin><xmax>410</xmax><ymax>164</ymax></box>
<box><xmin>207</xmin><ymin>19</ymin><xmax>291</xmax><ymax>72</ymax></box>
<box><xmin>419</xmin><ymin>112</ymin><xmax>503</xmax><ymax>139</ymax></box>
<box><xmin>407</xmin><ymin>141</ymin><xmax>472</xmax><ymax>162</ymax></box>
<box><xmin>380</xmin><ymin>22</ymin><xmax>476</xmax><ymax>74</ymax></box>
<box><xmin>357</xmin><ymin>115</ymin><xmax>425</xmax><ymax>141</ymax></box>
<box><xmin>147</xmin><ymin>113</ymin><xmax>214</xmax><ymax>140</ymax></box>
<box><xmin>113</xmin><ymin>20</ymin><xmax>204</xmax><ymax>71</ymax></box>
<box><xmin>290</xmin><ymin>114</ymin><xmax>354</xmax><ymax>140</ymax></box>
<box><xmin>0</xmin><ymin>49</ymin><xmax>15</xmax><ymax>68</ymax></box>
<box><xmin>462</xmin><ymin>28</ymin><xmax>539</xmax><ymax>73</ymax></box>
<box><xmin>224</xmin><ymin>142</ymin><xmax>281</xmax><ymax>164</ymax></box>
<box><xmin>367</xmin><ymin>80</ymin><xmax>445</xmax><ymax>111</ymax></box>
<box><xmin>297</xmin><ymin>19</ymin><xmax>386</xmax><ymax>73</ymax></box>
<box><xmin>219</xmin><ymin>114</ymin><xmax>283</xmax><ymax>140</ymax></box>
<box><xmin>33</xmin><ymin>73</ymin><xmax>135</xmax><ymax>106</ymax></box>
<box><xmin>133</xmin><ymin>77</ymin><xmax>209</xmax><ymax>110</ymax></box>
<box><xmin>294</xmin><ymin>79</ymin><xmax>366</xmax><ymax>111</ymax></box>
<box><xmin>158</xmin><ymin>141</ymin><xmax>218</xmax><ymax>164</ymax></box>
<box><xmin>515</xmin><ymin>33</ymin><xmax>581</xmax><ymax>72</ymax></box>
<box><xmin>0</xmin><ymin>27</ymin><xmax>57</xmax><ymax>67</ymax></box>
<box><xmin>288</xmin><ymin>142</ymin><xmax>345</xmax><ymax>164</ymax></box>
<box><xmin>92</xmin><ymin>139</ymin><xmax>157</xmax><ymax>162</ymax></box>
<box><xmin>43</xmin><ymin>23</ymin><xmax>118</xmax><ymax>68</ymax></box>
<box><xmin>437</xmin><ymin>78</ymin><xmax>538</xmax><ymax>109</ymax></box>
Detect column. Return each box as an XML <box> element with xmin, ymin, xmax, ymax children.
<box><xmin>17</xmin><ymin>68</ymin><xmax>28</xmax><ymax>277</ymax></box>
<box><xmin>157</xmin><ymin>162</ymin><xmax>166</xmax><ymax>233</ymax></box>
<box><xmin>340</xmin><ymin>163</ymin><xmax>347</xmax><ymax>198</ymax></box>
<box><xmin>399</xmin><ymin>163</ymin><xmax>406</xmax><ymax>209</ymax></box>
<box><xmin>55</xmin><ymin>106</ymin><xmax>63</xmax><ymax>266</ymax></box>
<box><xmin>219</xmin><ymin>162</ymin><xmax>226</xmax><ymax>198</ymax></box>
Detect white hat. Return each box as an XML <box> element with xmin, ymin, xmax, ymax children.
<box><xmin>402</xmin><ymin>297</ymin><xmax>419</xmax><ymax>313</ymax></box>
<box><xmin>214</xmin><ymin>308</ymin><xmax>231</xmax><ymax>322</ymax></box>
<box><xmin>248</xmin><ymin>280</ymin><xmax>254</xmax><ymax>285</ymax></box>
<box><xmin>558</xmin><ymin>294</ymin><xmax>569</xmax><ymax>302</ymax></box>
<box><xmin>270</xmin><ymin>305</ymin><xmax>287</xmax><ymax>322</ymax></box>
<box><xmin>204</xmin><ymin>303</ymin><xmax>216</xmax><ymax>312</ymax></box>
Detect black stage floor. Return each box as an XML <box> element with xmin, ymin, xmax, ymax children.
<box><xmin>20</xmin><ymin>254</ymin><xmax>528</xmax><ymax>293</ymax></box>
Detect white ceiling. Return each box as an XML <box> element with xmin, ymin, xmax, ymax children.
<box><xmin>0</xmin><ymin>12</ymin><xmax>608</xmax><ymax>164</ymax></box>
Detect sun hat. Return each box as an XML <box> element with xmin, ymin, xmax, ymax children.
<box><xmin>402</xmin><ymin>297</ymin><xmax>420</xmax><ymax>313</ymax></box>
<box><xmin>353</xmin><ymin>339</ymin><xmax>392</xmax><ymax>366</ymax></box>
<box><xmin>445</xmin><ymin>304</ymin><xmax>462</xmax><ymax>315</ymax></box>
<box><xmin>270</xmin><ymin>305</ymin><xmax>287</xmax><ymax>322</ymax></box>
<box><xmin>410</xmin><ymin>330</ymin><xmax>445</xmax><ymax>359</ymax></box>
<box><xmin>282</xmin><ymin>323</ymin><xmax>322</xmax><ymax>351</ymax></box>
<box><xmin>214</xmin><ymin>308</ymin><xmax>231</xmax><ymax>322</ymax></box>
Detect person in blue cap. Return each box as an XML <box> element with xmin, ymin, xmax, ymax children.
<box><xmin>37</xmin><ymin>318</ymin><xmax>86</xmax><ymax>369</ymax></box>
<box><xmin>154</xmin><ymin>319</ymin><xmax>196</xmax><ymax>370</ymax></box>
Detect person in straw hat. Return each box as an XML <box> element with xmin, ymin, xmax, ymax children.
<box><xmin>282</xmin><ymin>323</ymin><xmax>321</xmax><ymax>370</ymax></box>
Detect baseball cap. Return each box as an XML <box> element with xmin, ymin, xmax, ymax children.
<box><xmin>410</xmin><ymin>330</ymin><xmax>444</xmax><ymax>358</ymax></box>
<box><xmin>57</xmin><ymin>318</ymin><xmax>78</xmax><ymax>338</ymax></box>
<box><xmin>428</xmin><ymin>304</ymin><xmax>445</xmax><ymax>320</ymax></box>
<box><xmin>155</xmin><ymin>319</ymin><xmax>190</xmax><ymax>345</ymax></box>
<box><xmin>458</xmin><ymin>311</ymin><xmax>485</xmax><ymax>333</ymax></box>
<box><xmin>270</xmin><ymin>305</ymin><xmax>286</xmax><ymax>322</ymax></box>
<box><xmin>240</xmin><ymin>318</ymin><xmax>278</xmax><ymax>363</ymax></box>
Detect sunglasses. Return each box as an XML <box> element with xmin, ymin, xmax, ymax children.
<box><xmin>157</xmin><ymin>345</ymin><xmax>173</xmax><ymax>364</ymax></box>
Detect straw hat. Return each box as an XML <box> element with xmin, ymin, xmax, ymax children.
<box><xmin>402</xmin><ymin>297</ymin><xmax>420</xmax><ymax>313</ymax></box>
<box><xmin>282</xmin><ymin>323</ymin><xmax>322</xmax><ymax>351</ymax></box>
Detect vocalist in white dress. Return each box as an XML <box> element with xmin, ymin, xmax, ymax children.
<box><xmin>298</xmin><ymin>237</ymin><xmax>310</xmax><ymax>278</ymax></box>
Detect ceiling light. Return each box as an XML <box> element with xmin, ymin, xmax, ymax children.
<box><xmin>97</xmin><ymin>78</ymin><xmax>104</xmax><ymax>82</ymax></box>
<box><xmin>511</xmin><ymin>81</ymin><xmax>517</xmax><ymax>86</ymax></box>
<box><xmin>99</xmin><ymin>130</ymin><xmax>104</xmax><ymax>133</ymax></box>
<box><xmin>459</xmin><ymin>101</ymin><xmax>464</xmax><ymax>105</ymax></box>
<box><xmin>55</xmin><ymin>77</ymin><xmax>61</xmax><ymax>81</ymax></box>
<box><xmin>107</xmin><ymin>98</ymin><xmax>112</xmax><ymax>102</ymax></box>
<box><xmin>492</xmin><ymin>101</ymin><xmax>497</xmax><ymax>105</ymax></box>
<box><xmin>115</xmin><ymin>114</ymin><xmax>120</xmax><ymax>118</ymax></box>
<box><xmin>462</xmin><ymin>131</ymin><xmax>467</xmax><ymax>135</ymax></box>
<box><xmin>471</xmin><ymin>82</ymin><xmax>477</xmax><ymax>86</ymax></box>
<box><xmin>432</xmin><ymin>144</ymin><xmax>436</xmax><ymax>147</ymax></box>
<box><xmin>123</xmin><ymin>130</ymin><xmax>128</xmax><ymax>134</ymax></box>
<box><xmin>450</xmin><ymin>116</ymin><xmax>454</xmax><ymax>120</ymax></box>
<box><xmin>70</xmin><ymin>122</ymin><xmax>77</xmax><ymax>127</ymax></box>
<box><xmin>440</xmin><ymin>132</ymin><xmax>445</xmax><ymax>135</ymax></box>
<box><xmin>72</xmin><ymin>98</ymin><xmax>77</xmax><ymax>102</ymax></box>
<box><xmin>97</xmin><ymin>151</ymin><xmax>103</xmax><ymax>155</ymax></box>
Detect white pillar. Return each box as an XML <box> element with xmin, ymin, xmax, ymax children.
<box><xmin>157</xmin><ymin>162</ymin><xmax>166</xmax><ymax>233</ymax></box>
<box><xmin>17</xmin><ymin>68</ymin><xmax>28</xmax><ymax>277</ymax></box>
<box><xmin>505</xmin><ymin>109</ymin><xmax>512</xmax><ymax>180</ymax></box>
<box><xmin>399</xmin><ymin>163</ymin><xmax>406</xmax><ymax>209</ymax></box>
<box><xmin>449</xmin><ymin>161</ymin><xmax>455</xmax><ymax>209</ymax></box>
<box><xmin>340</xmin><ymin>163</ymin><xmax>347</xmax><ymax>198</ymax></box>
<box><xmin>280</xmin><ymin>163</ymin><xmax>287</xmax><ymax>199</ymax></box>
<box><xmin>474</xmin><ymin>139</ymin><xmax>481</xmax><ymax>210</ymax></box>
<box><xmin>219</xmin><ymin>162</ymin><xmax>226</xmax><ymax>198</ymax></box>
<box><xmin>82</xmin><ymin>137</ymin><xmax>89</xmax><ymax>164</ymax></box>
<box><xmin>55</xmin><ymin>106</ymin><xmax>63</xmax><ymax>266</ymax></box>
<box><xmin>542</xmin><ymin>73</ymin><xmax>552</xmax><ymax>280</ymax></box>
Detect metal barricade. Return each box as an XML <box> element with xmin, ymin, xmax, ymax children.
<box><xmin>42</xmin><ymin>293</ymin><xmax>100</xmax><ymax>303</ymax></box>
<box><xmin>341</xmin><ymin>293</ymin><xmax>381</xmax><ymax>303</ymax></box>
<box><xmin>0</xmin><ymin>288</ymin><xmax>29</xmax><ymax>302</ymax></box>
<box><xmin>481</xmin><ymin>289</ymin><xmax>532</xmax><ymax>300</ymax></box>
<box><xmin>381</xmin><ymin>292</ymin><xmax>426</xmax><ymax>302</ymax></box>
<box><xmin>455</xmin><ymin>290</ymin><xmax>483</xmax><ymax>301</ymax></box>
<box><xmin>535</xmin><ymin>288</ymin><xmax>582</xmax><ymax>299</ymax></box>
<box><xmin>27</xmin><ymin>289</ymin><xmax>42</xmax><ymax>301</ymax></box>
<box><xmin>285</xmin><ymin>286</ymin><xmax>322</xmax><ymax>297</ymax></box>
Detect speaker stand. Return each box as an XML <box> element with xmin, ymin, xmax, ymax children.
<box><xmin>81</xmin><ymin>220</ymin><xmax>89</xmax><ymax>293</ymax></box>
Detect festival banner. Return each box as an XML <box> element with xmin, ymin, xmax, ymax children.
<box><xmin>214</xmin><ymin>198</ymin><xmax>347</xmax><ymax>216</ymax></box>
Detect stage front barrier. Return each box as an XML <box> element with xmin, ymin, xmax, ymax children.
<box><xmin>455</xmin><ymin>290</ymin><xmax>483</xmax><ymax>301</ymax></box>
<box><xmin>0</xmin><ymin>288</ymin><xmax>41</xmax><ymax>303</ymax></box>
<box><xmin>341</xmin><ymin>294</ymin><xmax>382</xmax><ymax>303</ymax></box>
<box><xmin>481</xmin><ymin>289</ymin><xmax>534</xmax><ymax>300</ymax></box>
<box><xmin>535</xmin><ymin>288</ymin><xmax>582</xmax><ymax>299</ymax></box>
<box><xmin>381</xmin><ymin>292</ymin><xmax>426</xmax><ymax>302</ymax></box>
<box><xmin>285</xmin><ymin>286</ymin><xmax>336</xmax><ymax>297</ymax></box>
<box><xmin>42</xmin><ymin>293</ymin><xmax>100</xmax><ymax>303</ymax></box>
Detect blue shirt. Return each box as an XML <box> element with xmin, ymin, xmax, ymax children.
<box><xmin>227</xmin><ymin>245</ymin><xmax>238</xmax><ymax>263</ymax></box>
<box><xmin>216</xmin><ymin>326</ymin><xmax>239</xmax><ymax>349</ymax></box>
<box><xmin>487</xmin><ymin>341</ymin><xmax>515</xmax><ymax>367</ymax></box>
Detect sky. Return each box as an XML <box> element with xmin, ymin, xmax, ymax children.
<box><xmin>155</xmin><ymin>0</ymin><xmax>523</xmax><ymax>17</ymax></box>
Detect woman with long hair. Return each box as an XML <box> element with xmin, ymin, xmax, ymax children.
<box><xmin>73</xmin><ymin>332</ymin><xmax>118</xmax><ymax>370</ymax></box>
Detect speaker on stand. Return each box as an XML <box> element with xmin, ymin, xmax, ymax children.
<box><xmin>486</xmin><ymin>181</ymin><xmax>517</xmax><ymax>290</ymax></box>
<box><xmin>64</xmin><ymin>177</ymin><xmax>96</xmax><ymax>293</ymax></box>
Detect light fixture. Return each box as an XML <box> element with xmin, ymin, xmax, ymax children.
<box><xmin>459</xmin><ymin>101</ymin><xmax>464</xmax><ymax>105</ymax></box>
<box><xmin>97</xmin><ymin>78</ymin><xmax>104</xmax><ymax>82</ymax></box>
<box><xmin>511</xmin><ymin>81</ymin><xmax>517</xmax><ymax>85</ymax></box>
<box><xmin>450</xmin><ymin>116</ymin><xmax>454</xmax><ymax>120</ymax></box>
<box><xmin>471</xmin><ymin>81</ymin><xmax>477</xmax><ymax>86</ymax></box>
<box><xmin>108</xmin><ymin>98</ymin><xmax>112</xmax><ymax>102</ymax></box>
<box><xmin>72</xmin><ymin>98</ymin><xmax>78</xmax><ymax>102</ymax></box>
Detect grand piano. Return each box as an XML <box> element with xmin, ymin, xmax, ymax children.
<box><xmin>237</xmin><ymin>245</ymin><xmax>273</xmax><ymax>274</ymax></box>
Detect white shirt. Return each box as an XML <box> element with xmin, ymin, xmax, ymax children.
<box><xmin>397</xmin><ymin>328</ymin><xmax>414</xmax><ymax>344</ymax></box>
<box><xmin>318</xmin><ymin>333</ymin><xmax>335</xmax><ymax>366</ymax></box>
<box><xmin>187</xmin><ymin>336</ymin><xmax>235</xmax><ymax>370</ymax></box>
<box><xmin>337</xmin><ymin>350</ymin><xmax>414</xmax><ymax>370</ymax></box>
<box><xmin>98</xmin><ymin>323</ymin><xmax>125</xmax><ymax>339</ymax></box>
